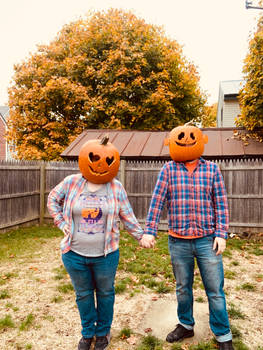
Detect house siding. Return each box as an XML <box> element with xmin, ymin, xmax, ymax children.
<box><xmin>0</xmin><ymin>118</ymin><xmax>6</xmax><ymax>160</ymax></box>
<box><xmin>222</xmin><ymin>100</ymin><xmax>241</xmax><ymax>127</ymax></box>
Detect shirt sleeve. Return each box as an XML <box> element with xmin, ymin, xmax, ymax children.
<box><xmin>212</xmin><ymin>165</ymin><xmax>229</xmax><ymax>239</ymax></box>
<box><xmin>118</xmin><ymin>183</ymin><xmax>144</xmax><ymax>240</ymax></box>
<box><xmin>144</xmin><ymin>164</ymin><xmax>169</xmax><ymax>236</ymax></box>
<box><xmin>47</xmin><ymin>179</ymin><xmax>68</xmax><ymax>232</ymax></box>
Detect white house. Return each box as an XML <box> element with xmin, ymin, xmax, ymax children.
<box><xmin>216</xmin><ymin>80</ymin><xmax>245</xmax><ymax>127</ymax></box>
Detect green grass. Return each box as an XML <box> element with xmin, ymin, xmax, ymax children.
<box><xmin>196</xmin><ymin>296</ymin><xmax>205</xmax><ymax>303</ymax></box>
<box><xmin>53</xmin><ymin>266</ymin><xmax>67</xmax><ymax>280</ymax></box>
<box><xmin>57</xmin><ymin>282</ymin><xmax>74</xmax><ymax>294</ymax></box>
<box><xmin>137</xmin><ymin>335</ymin><xmax>163</xmax><ymax>350</ymax></box>
<box><xmin>228</xmin><ymin>303</ymin><xmax>246</xmax><ymax>319</ymax></box>
<box><xmin>5</xmin><ymin>302</ymin><xmax>19</xmax><ymax>311</ymax></box>
<box><xmin>224</xmin><ymin>270</ymin><xmax>237</xmax><ymax>280</ymax></box>
<box><xmin>119</xmin><ymin>327</ymin><xmax>132</xmax><ymax>339</ymax></box>
<box><xmin>115</xmin><ymin>277</ymin><xmax>132</xmax><ymax>294</ymax></box>
<box><xmin>0</xmin><ymin>225</ymin><xmax>62</xmax><ymax>262</ymax></box>
<box><xmin>19</xmin><ymin>313</ymin><xmax>35</xmax><ymax>331</ymax></box>
<box><xmin>239</xmin><ymin>282</ymin><xmax>256</xmax><ymax>291</ymax></box>
<box><xmin>0</xmin><ymin>314</ymin><xmax>15</xmax><ymax>331</ymax></box>
<box><xmin>251</xmin><ymin>247</ymin><xmax>263</xmax><ymax>256</ymax></box>
<box><xmin>0</xmin><ymin>289</ymin><xmax>10</xmax><ymax>299</ymax></box>
<box><xmin>51</xmin><ymin>295</ymin><xmax>63</xmax><ymax>303</ymax></box>
<box><xmin>118</xmin><ymin>231</ymin><xmax>173</xmax><ymax>292</ymax></box>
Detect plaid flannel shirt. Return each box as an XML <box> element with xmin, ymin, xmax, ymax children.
<box><xmin>47</xmin><ymin>174</ymin><xmax>143</xmax><ymax>255</ymax></box>
<box><xmin>145</xmin><ymin>158</ymin><xmax>229</xmax><ymax>239</ymax></box>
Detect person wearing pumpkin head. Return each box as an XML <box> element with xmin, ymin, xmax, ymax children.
<box><xmin>144</xmin><ymin>125</ymin><xmax>234</xmax><ymax>350</ymax></box>
<box><xmin>47</xmin><ymin>136</ymin><xmax>154</xmax><ymax>350</ymax></box>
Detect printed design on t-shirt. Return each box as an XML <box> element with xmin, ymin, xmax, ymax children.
<box><xmin>78</xmin><ymin>194</ymin><xmax>107</xmax><ymax>235</ymax></box>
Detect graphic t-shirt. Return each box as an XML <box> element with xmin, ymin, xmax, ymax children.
<box><xmin>71</xmin><ymin>184</ymin><xmax>108</xmax><ymax>257</ymax></box>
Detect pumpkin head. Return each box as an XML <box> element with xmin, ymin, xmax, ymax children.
<box><xmin>78</xmin><ymin>136</ymin><xmax>120</xmax><ymax>184</ymax></box>
<box><xmin>164</xmin><ymin>125</ymin><xmax>208</xmax><ymax>162</ymax></box>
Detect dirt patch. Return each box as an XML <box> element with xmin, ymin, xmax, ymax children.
<box><xmin>0</xmin><ymin>237</ymin><xmax>262</xmax><ymax>349</ymax></box>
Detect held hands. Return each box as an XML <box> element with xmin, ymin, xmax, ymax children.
<box><xmin>213</xmin><ymin>237</ymin><xmax>226</xmax><ymax>255</ymax></box>
<box><xmin>140</xmin><ymin>234</ymin><xmax>156</xmax><ymax>248</ymax></box>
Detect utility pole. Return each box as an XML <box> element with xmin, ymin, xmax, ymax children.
<box><xmin>246</xmin><ymin>0</ymin><xmax>263</xmax><ymax>10</ymax></box>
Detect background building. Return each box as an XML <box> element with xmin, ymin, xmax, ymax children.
<box><xmin>216</xmin><ymin>80</ymin><xmax>244</xmax><ymax>127</ymax></box>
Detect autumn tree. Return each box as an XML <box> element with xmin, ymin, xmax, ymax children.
<box><xmin>8</xmin><ymin>9</ymin><xmax>206</xmax><ymax>160</ymax></box>
<box><xmin>238</xmin><ymin>14</ymin><xmax>263</xmax><ymax>140</ymax></box>
<box><xmin>202</xmin><ymin>103</ymin><xmax>217</xmax><ymax>127</ymax></box>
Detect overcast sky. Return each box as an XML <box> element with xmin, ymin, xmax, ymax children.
<box><xmin>0</xmin><ymin>0</ymin><xmax>261</xmax><ymax>106</ymax></box>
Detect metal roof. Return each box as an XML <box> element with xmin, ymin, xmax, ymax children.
<box><xmin>61</xmin><ymin>128</ymin><xmax>263</xmax><ymax>160</ymax></box>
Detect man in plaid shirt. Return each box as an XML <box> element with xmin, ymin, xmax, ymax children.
<box><xmin>144</xmin><ymin>126</ymin><xmax>234</xmax><ymax>350</ymax></box>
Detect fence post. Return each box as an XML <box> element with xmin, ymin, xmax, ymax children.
<box><xmin>119</xmin><ymin>159</ymin><xmax>126</xmax><ymax>230</ymax></box>
<box><xmin>39</xmin><ymin>162</ymin><xmax>46</xmax><ymax>225</ymax></box>
<box><xmin>120</xmin><ymin>159</ymin><xmax>126</xmax><ymax>186</ymax></box>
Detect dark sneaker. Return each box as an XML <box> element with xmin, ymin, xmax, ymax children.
<box><xmin>94</xmin><ymin>334</ymin><xmax>110</xmax><ymax>350</ymax></box>
<box><xmin>166</xmin><ymin>324</ymin><xmax>194</xmax><ymax>343</ymax></box>
<box><xmin>218</xmin><ymin>340</ymin><xmax>234</xmax><ymax>350</ymax></box>
<box><xmin>78</xmin><ymin>336</ymin><xmax>93</xmax><ymax>350</ymax></box>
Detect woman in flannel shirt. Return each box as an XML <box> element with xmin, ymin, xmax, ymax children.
<box><xmin>144</xmin><ymin>126</ymin><xmax>234</xmax><ymax>350</ymax></box>
<box><xmin>48</xmin><ymin>137</ymin><xmax>153</xmax><ymax>350</ymax></box>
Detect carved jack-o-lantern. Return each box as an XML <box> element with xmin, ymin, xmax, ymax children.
<box><xmin>164</xmin><ymin>125</ymin><xmax>208</xmax><ymax>162</ymax></box>
<box><xmin>78</xmin><ymin>136</ymin><xmax>120</xmax><ymax>184</ymax></box>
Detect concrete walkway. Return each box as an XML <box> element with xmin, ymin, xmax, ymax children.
<box><xmin>139</xmin><ymin>296</ymin><xmax>213</xmax><ymax>344</ymax></box>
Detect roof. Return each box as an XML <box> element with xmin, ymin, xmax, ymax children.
<box><xmin>0</xmin><ymin>106</ymin><xmax>9</xmax><ymax>121</ymax></box>
<box><xmin>61</xmin><ymin>128</ymin><xmax>263</xmax><ymax>160</ymax></box>
<box><xmin>219</xmin><ymin>80</ymin><xmax>245</xmax><ymax>98</ymax></box>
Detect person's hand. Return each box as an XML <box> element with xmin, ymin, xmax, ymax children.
<box><xmin>213</xmin><ymin>237</ymin><xmax>226</xmax><ymax>255</ymax></box>
<box><xmin>140</xmin><ymin>234</ymin><xmax>155</xmax><ymax>248</ymax></box>
<box><xmin>62</xmin><ymin>225</ymin><xmax>70</xmax><ymax>236</ymax></box>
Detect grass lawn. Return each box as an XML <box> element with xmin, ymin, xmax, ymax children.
<box><xmin>0</xmin><ymin>225</ymin><xmax>262</xmax><ymax>350</ymax></box>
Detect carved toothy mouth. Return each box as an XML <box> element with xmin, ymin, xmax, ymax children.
<box><xmin>88</xmin><ymin>166</ymin><xmax>109</xmax><ymax>176</ymax></box>
<box><xmin>176</xmin><ymin>141</ymin><xmax>196</xmax><ymax>147</ymax></box>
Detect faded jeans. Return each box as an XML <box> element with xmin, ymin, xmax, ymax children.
<box><xmin>168</xmin><ymin>235</ymin><xmax>232</xmax><ymax>343</ymax></box>
<box><xmin>62</xmin><ymin>249</ymin><xmax>119</xmax><ymax>338</ymax></box>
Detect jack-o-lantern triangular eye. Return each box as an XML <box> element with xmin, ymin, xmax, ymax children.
<box><xmin>106</xmin><ymin>156</ymin><xmax>114</xmax><ymax>166</ymax></box>
<box><xmin>89</xmin><ymin>152</ymin><xmax>100</xmax><ymax>162</ymax></box>
<box><xmin>190</xmin><ymin>132</ymin><xmax>195</xmax><ymax>140</ymax></box>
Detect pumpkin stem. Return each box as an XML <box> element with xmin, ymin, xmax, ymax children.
<box><xmin>100</xmin><ymin>134</ymin><xmax>109</xmax><ymax>146</ymax></box>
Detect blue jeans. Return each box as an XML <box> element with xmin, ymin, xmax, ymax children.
<box><xmin>62</xmin><ymin>249</ymin><xmax>119</xmax><ymax>338</ymax></box>
<box><xmin>168</xmin><ymin>235</ymin><xmax>232</xmax><ymax>343</ymax></box>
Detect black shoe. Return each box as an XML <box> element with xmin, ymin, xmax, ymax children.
<box><xmin>94</xmin><ymin>334</ymin><xmax>110</xmax><ymax>350</ymax></box>
<box><xmin>78</xmin><ymin>336</ymin><xmax>93</xmax><ymax>350</ymax></box>
<box><xmin>218</xmin><ymin>340</ymin><xmax>234</xmax><ymax>350</ymax></box>
<box><xmin>166</xmin><ymin>324</ymin><xmax>194</xmax><ymax>343</ymax></box>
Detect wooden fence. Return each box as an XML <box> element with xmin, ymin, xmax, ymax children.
<box><xmin>0</xmin><ymin>159</ymin><xmax>263</xmax><ymax>234</ymax></box>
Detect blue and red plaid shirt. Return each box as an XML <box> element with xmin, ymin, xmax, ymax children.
<box><xmin>144</xmin><ymin>158</ymin><xmax>229</xmax><ymax>239</ymax></box>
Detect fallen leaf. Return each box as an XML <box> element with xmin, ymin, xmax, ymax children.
<box><xmin>126</xmin><ymin>335</ymin><xmax>138</xmax><ymax>345</ymax></box>
<box><xmin>144</xmin><ymin>328</ymin><xmax>152</xmax><ymax>333</ymax></box>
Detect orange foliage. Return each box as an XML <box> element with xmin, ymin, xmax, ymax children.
<box><xmin>7</xmin><ymin>9</ymin><xmax>206</xmax><ymax>160</ymax></box>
